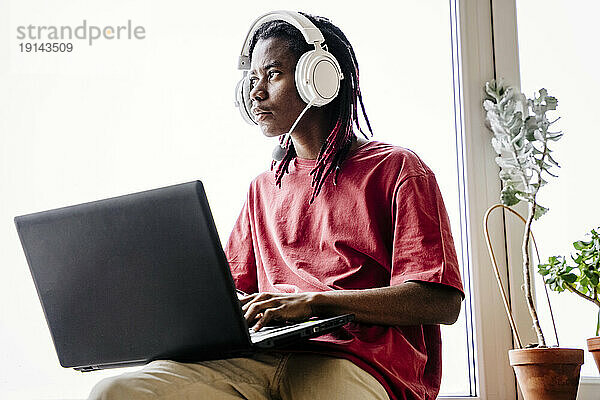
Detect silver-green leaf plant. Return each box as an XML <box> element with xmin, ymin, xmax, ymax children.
<box><xmin>483</xmin><ymin>79</ymin><xmax>563</xmax><ymax>347</ymax></box>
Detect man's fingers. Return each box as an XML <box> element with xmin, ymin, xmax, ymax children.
<box><xmin>239</xmin><ymin>292</ymin><xmax>312</xmax><ymax>330</ymax></box>
<box><xmin>253</xmin><ymin>306</ymin><xmax>284</xmax><ymax>331</ymax></box>
<box><xmin>238</xmin><ymin>294</ymin><xmax>256</xmax><ymax>306</ymax></box>
<box><xmin>243</xmin><ymin>298</ymin><xmax>279</xmax><ymax>322</ymax></box>
<box><xmin>241</xmin><ymin>293</ymin><xmax>271</xmax><ymax>310</ymax></box>
<box><xmin>239</xmin><ymin>292</ymin><xmax>270</xmax><ymax>307</ymax></box>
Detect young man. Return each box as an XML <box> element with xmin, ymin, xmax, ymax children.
<box><xmin>89</xmin><ymin>12</ymin><xmax>463</xmax><ymax>400</ymax></box>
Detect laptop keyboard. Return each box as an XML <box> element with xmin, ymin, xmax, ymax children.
<box><xmin>249</xmin><ymin>324</ymin><xmax>294</xmax><ymax>338</ymax></box>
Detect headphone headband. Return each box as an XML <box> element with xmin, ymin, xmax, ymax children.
<box><xmin>238</xmin><ymin>10</ymin><xmax>325</xmax><ymax>70</ymax></box>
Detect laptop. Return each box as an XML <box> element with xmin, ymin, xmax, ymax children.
<box><xmin>14</xmin><ymin>181</ymin><xmax>354</xmax><ymax>372</ymax></box>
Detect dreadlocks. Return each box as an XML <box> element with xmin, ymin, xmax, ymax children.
<box><xmin>248</xmin><ymin>12</ymin><xmax>373</xmax><ymax>203</ymax></box>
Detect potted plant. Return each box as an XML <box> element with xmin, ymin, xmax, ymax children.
<box><xmin>482</xmin><ymin>79</ymin><xmax>584</xmax><ymax>399</ymax></box>
<box><xmin>538</xmin><ymin>227</ymin><xmax>600</xmax><ymax>373</ymax></box>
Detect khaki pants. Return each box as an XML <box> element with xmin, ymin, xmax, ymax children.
<box><xmin>88</xmin><ymin>352</ymin><xmax>390</xmax><ymax>400</ymax></box>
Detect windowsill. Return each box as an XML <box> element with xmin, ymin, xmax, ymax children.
<box><xmin>437</xmin><ymin>376</ymin><xmax>600</xmax><ymax>400</ymax></box>
<box><xmin>577</xmin><ymin>377</ymin><xmax>600</xmax><ymax>400</ymax></box>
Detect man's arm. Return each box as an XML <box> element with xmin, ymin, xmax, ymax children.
<box><xmin>241</xmin><ymin>282</ymin><xmax>463</xmax><ymax>331</ymax></box>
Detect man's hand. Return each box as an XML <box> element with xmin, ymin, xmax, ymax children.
<box><xmin>237</xmin><ymin>282</ymin><xmax>463</xmax><ymax>330</ymax></box>
<box><xmin>240</xmin><ymin>292</ymin><xmax>315</xmax><ymax>331</ymax></box>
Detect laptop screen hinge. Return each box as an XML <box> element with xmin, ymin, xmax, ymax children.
<box><xmin>77</xmin><ymin>366</ymin><xmax>98</xmax><ymax>372</ymax></box>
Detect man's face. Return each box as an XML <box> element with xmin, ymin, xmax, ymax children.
<box><xmin>248</xmin><ymin>37</ymin><xmax>307</xmax><ymax>138</ymax></box>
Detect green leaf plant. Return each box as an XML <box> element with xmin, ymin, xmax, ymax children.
<box><xmin>538</xmin><ymin>228</ymin><xmax>600</xmax><ymax>336</ymax></box>
<box><xmin>483</xmin><ymin>79</ymin><xmax>563</xmax><ymax>347</ymax></box>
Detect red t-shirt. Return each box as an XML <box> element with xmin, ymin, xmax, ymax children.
<box><xmin>224</xmin><ymin>140</ymin><xmax>464</xmax><ymax>400</ymax></box>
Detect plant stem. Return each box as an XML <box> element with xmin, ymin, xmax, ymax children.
<box><xmin>564</xmin><ymin>283</ymin><xmax>600</xmax><ymax>308</ymax></box>
<box><xmin>507</xmin><ymin>130</ymin><xmax>532</xmax><ymax>194</ymax></box>
<box><xmin>523</xmin><ymin>202</ymin><xmax>546</xmax><ymax>346</ymax></box>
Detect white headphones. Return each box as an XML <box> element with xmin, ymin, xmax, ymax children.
<box><xmin>234</xmin><ymin>10</ymin><xmax>344</xmax><ymax>126</ymax></box>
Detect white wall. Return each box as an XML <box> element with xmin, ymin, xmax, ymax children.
<box><xmin>0</xmin><ymin>1</ymin><xmax>472</xmax><ymax>398</ymax></box>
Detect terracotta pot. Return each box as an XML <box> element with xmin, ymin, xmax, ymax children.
<box><xmin>587</xmin><ymin>336</ymin><xmax>600</xmax><ymax>373</ymax></box>
<box><xmin>508</xmin><ymin>348</ymin><xmax>584</xmax><ymax>400</ymax></box>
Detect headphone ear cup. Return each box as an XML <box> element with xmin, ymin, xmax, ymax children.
<box><xmin>235</xmin><ymin>76</ymin><xmax>257</xmax><ymax>125</ymax></box>
<box><xmin>295</xmin><ymin>49</ymin><xmax>342</xmax><ymax>107</ymax></box>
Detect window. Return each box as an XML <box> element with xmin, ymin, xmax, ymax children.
<box><xmin>516</xmin><ymin>0</ymin><xmax>600</xmax><ymax>383</ymax></box>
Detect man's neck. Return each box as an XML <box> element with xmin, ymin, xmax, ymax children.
<box><xmin>293</xmin><ymin>135</ymin><xmax>368</xmax><ymax>160</ymax></box>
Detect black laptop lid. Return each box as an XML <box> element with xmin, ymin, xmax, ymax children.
<box><xmin>14</xmin><ymin>181</ymin><xmax>251</xmax><ymax>369</ymax></box>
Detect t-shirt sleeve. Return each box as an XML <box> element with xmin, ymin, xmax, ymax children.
<box><xmin>224</xmin><ymin>196</ymin><xmax>259</xmax><ymax>294</ymax></box>
<box><xmin>390</xmin><ymin>173</ymin><xmax>464</xmax><ymax>295</ymax></box>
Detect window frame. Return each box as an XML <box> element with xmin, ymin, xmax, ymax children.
<box><xmin>439</xmin><ymin>1</ymin><xmax>520</xmax><ymax>398</ymax></box>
